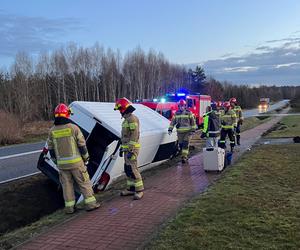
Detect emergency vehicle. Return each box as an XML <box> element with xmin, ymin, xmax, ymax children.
<box><xmin>139</xmin><ymin>92</ymin><xmax>211</xmax><ymax>125</ymax></box>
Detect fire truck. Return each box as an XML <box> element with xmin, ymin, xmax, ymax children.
<box><xmin>139</xmin><ymin>92</ymin><xmax>211</xmax><ymax>126</ymax></box>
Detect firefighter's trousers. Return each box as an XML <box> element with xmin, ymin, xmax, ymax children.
<box><xmin>124</xmin><ymin>149</ymin><xmax>144</xmax><ymax>192</ymax></box>
<box><xmin>219</xmin><ymin>128</ymin><xmax>235</xmax><ymax>151</ymax></box>
<box><xmin>177</xmin><ymin>132</ymin><xmax>192</xmax><ymax>160</ymax></box>
<box><xmin>59</xmin><ymin>164</ymin><xmax>97</xmax><ymax>209</ymax></box>
<box><xmin>235</xmin><ymin>123</ymin><xmax>241</xmax><ymax>144</ymax></box>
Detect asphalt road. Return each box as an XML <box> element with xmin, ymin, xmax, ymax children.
<box><xmin>0</xmin><ymin>100</ymin><xmax>290</xmax><ymax>183</ymax></box>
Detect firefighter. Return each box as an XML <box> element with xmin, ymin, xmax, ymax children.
<box><xmin>230</xmin><ymin>97</ymin><xmax>244</xmax><ymax>145</ymax></box>
<box><xmin>114</xmin><ymin>98</ymin><xmax>144</xmax><ymax>200</ymax></box>
<box><xmin>168</xmin><ymin>99</ymin><xmax>197</xmax><ymax>163</ymax></box>
<box><xmin>219</xmin><ymin>101</ymin><xmax>237</xmax><ymax>152</ymax></box>
<box><xmin>216</xmin><ymin>101</ymin><xmax>224</xmax><ymax>116</ymax></box>
<box><xmin>47</xmin><ymin>103</ymin><xmax>100</xmax><ymax>214</ymax></box>
<box><xmin>201</xmin><ymin>103</ymin><xmax>220</xmax><ymax>148</ymax></box>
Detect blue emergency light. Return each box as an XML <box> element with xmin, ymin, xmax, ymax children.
<box><xmin>160</xmin><ymin>98</ymin><xmax>166</xmax><ymax>103</ymax></box>
<box><xmin>176</xmin><ymin>93</ymin><xmax>186</xmax><ymax>97</ymax></box>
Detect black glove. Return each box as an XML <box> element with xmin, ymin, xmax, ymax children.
<box><xmin>221</xmin><ymin>121</ymin><xmax>226</xmax><ymax>125</ymax></box>
<box><xmin>201</xmin><ymin>132</ymin><xmax>207</xmax><ymax>138</ymax></box>
<box><xmin>168</xmin><ymin>129</ymin><xmax>172</xmax><ymax>135</ymax></box>
<box><xmin>127</xmin><ymin>151</ymin><xmax>134</xmax><ymax>160</ymax></box>
<box><xmin>119</xmin><ymin>149</ymin><xmax>124</xmax><ymax>157</ymax></box>
<box><xmin>239</xmin><ymin>120</ymin><xmax>243</xmax><ymax>125</ymax></box>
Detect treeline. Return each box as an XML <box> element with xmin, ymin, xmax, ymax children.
<box><xmin>0</xmin><ymin>43</ymin><xmax>191</xmax><ymax>121</ymax></box>
<box><xmin>0</xmin><ymin>43</ymin><xmax>299</xmax><ymax>121</ymax></box>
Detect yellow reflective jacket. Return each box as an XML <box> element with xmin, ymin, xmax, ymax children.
<box><xmin>121</xmin><ymin>113</ymin><xmax>140</xmax><ymax>152</ymax></box>
<box><xmin>47</xmin><ymin>123</ymin><xmax>88</xmax><ymax>170</ymax></box>
<box><xmin>220</xmin><ymin>109</ymin><xmax>237</xmax><ymax>129</ymax></box>
<box><xmin>169</xmin><ymin>110</ymin><xmax>197</xmax><ymax>134</ymax></box>
<box><xmin>233</xmin><ymin>105</ymin><xmax>244</xmax><ymax>121</ymax></box>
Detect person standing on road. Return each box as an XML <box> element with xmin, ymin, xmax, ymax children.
<box><xmin>168</xmin><ymin>99</ymin><xmax>197</xmax><ymax>163</ymax></box>
<box><xmin>114</xmin><ymin>97</ymin><xmax>144</xmax><ymax>200</ymax></box>
<box><xmin>219</xmin><ymin>101</ymin><xmax>237</xmax><ymax>152</ymax></box>
<box><xmin>230</xmin><ymin>98</ymin><xmax>244</xmax><ymax>145</ymax></box>
<box><xmin>201</xmin><ymin>103</ymin><xmax>220</xmax><ymax>148</ymax></box>
<box><xmin>47</xmin><ymin>103</ymin><xmax>100</xmax><ymax>214</ymax></box>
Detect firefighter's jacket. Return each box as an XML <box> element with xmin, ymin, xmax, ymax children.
<box><xmin>169</xmin><ymin>110</ymin><xmax>197</xmax><ymax>134</ymax></box>
<box><xmin>121</xmin><ymin>113</ymin><xmax>140</xmax><ymax>152</ymax></box>
<box><xmin>233</xmin><ymin>105</ymin><xmax>244</xmax><ymax>122</ymax></box>
<box><xmin>220</xmin><ymin>109</ymin><xmax>237</xmax><ymax>129</ymax></box>
<box><xmin>203</xmin><ymin>110</ymin><xmax>220</xmax><ymax>137</ymax></box>
<box><xmin>48</xmin><ymin>122</ymin><xmax>89</xmax><ymax>170</ymax></box>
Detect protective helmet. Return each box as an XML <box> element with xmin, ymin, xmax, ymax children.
<box><xmin>114</xmin><ymin>97</ymin><xmax>132</xmax><ymax>113</ymax></box>
<box><xmin>229</xmin><ymin>97</ymin><xmax>237</xmax><ymax>104</ymax></box>
<box><xmin>54</xmin><ymin>103</ymin><xmax>71</xmax><ymax>118</ymax></box>
<box><xmin>178</xmin><ymin>99</ymin><xmax>186</xmax><ymax>107</ymax></box>
<box><xmin>216</xmin><ymin>101</ymin><xmax>223</xmax><ymax>107</ymax></box>
<box><xmin>223</xmin><ymin>101</ymin><xmax>231</xmax><ymax>109</ymax></box>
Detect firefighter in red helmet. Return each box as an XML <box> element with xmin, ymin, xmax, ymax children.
<box><xmin>168</xmin><ymin>99</ymin><xmax>197</xmax><ymax>163</ymax></box>
<box><xmin>114</xmin><ymin>98</ymin><xmax>144</xmax><ymax>200</ymax></box>
<box><xmin>47</xmin><ymin>103</ymin><xmax>100</xmax><ymax>214</ymax></box>
<box><xmin>219</xmin><ymin>101</ymin><xmax>237</xmax><ymax>152</ymax></box>
<box><xmin>229</xmin><ymin>97</ymin><xmax>244</xmax><ymax>145</ymax></box>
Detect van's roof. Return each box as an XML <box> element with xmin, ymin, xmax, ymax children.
<box><xmin>70</xmin><ymin>101</ymin><xmax>170</xmax><ymax>137</ymax></box>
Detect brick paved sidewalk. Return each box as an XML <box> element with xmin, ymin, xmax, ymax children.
<box><xmin>18</xmin><ymin>116</ymin><xmax>283</xmax><ymax>250</ymax></box>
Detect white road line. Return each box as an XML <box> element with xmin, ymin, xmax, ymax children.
<box><xmin>0</xmin><ymin>171</ymin><xmax>41</xmax><ymax>185</ymax></box>
<box><xmin>0</xmin><ymin>150</ymin><xmax>42</xmax><ymax>160</ymax></box>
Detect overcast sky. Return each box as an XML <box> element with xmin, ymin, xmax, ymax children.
<box><xmin>0</xmin><ymin>0</ymin><xmax>300</xmax><ymax>85</ymax></box>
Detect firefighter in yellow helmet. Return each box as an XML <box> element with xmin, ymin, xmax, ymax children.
<box><xmin>114</xmin><ymin>98</ymin><xmax>144</xmax><ymax>200</ymax></box>
<box><xmin>168</xmin><ymin>99</ymin><xmax>197</xmax><ymax>163</ymax></box>
<box><xmin>47</xmin><ymin>103</ymin><xmax>100</xmax><ymax>214</ymax></box>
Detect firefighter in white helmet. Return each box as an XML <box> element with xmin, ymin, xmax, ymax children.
<box><xmin>47</xmin><ymin>103</ymin><xmax>100</xmax><ymax>214</ymax></box>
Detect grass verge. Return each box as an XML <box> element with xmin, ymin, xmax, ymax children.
<box><xmin>146</xmin><ymin>144</ymin><xmax>300</xmax><ymax>250</ymax></box>
<box><xmin>241</xmin><ymin>116</ymin><xmax>271</xmax><ymax>132</ymax></box>
<box><xmin>264</xmin><ymin>115</ymin><xmax>300</xmax><ymax>138</ymax></box>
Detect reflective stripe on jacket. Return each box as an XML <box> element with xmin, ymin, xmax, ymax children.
<box><xmin>220</xmin><ymin>109</ymin><xmax>237</xmax><ymax>129</ymax></box>
<box><xmin>121</xmin><ymin>113</ymin><xmax>140</xmax><ymax>151</ymax></box>
<box><xmin>203</xmin><ymin>110</ymin><xmax>220</xmax><ymax>137</ymax></box>
<box><xmin>47</xmin><ymin>123</ymin><xmax>88</xmax><ymax>170</ymax></box>
<box><xmin>234</xmin><ymin>105</ymin><xmax>244</xmax><ymax>121</ymax></box>
<box><xmin>169</xmin><ymin>110</ymin><xmax>197</xmax><ymax>133</ymax></box>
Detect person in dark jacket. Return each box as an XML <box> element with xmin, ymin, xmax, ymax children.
<box><xmin>201</xmin><ymin>104</ymin><xmax>220</xmax><ymax>148</ymax></box>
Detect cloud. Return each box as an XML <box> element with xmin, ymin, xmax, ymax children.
<box><xmin>200</xmin><ymin>34</ymin><xmax>300</xmax><ymax>85</ymax></box>
<box><xmin>0</xmin><ymin>11</ymin><xmax>83</xmax><ymax>58</ymax></box>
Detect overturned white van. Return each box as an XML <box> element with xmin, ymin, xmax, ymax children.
<box><xmin>38</xmin><ymin>101</ymin><xmax>178</xmax><ymax>196</ymax></box>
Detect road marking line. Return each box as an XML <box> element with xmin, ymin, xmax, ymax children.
<box><xmin>0</xmin><ymin>150</ymin><xmax>42</xmax><ymax>160</ymax></box>
<box><xmin>0</xmin><ymin>171</ymin><xmax>41</xmax><ymax>185</ymax></box>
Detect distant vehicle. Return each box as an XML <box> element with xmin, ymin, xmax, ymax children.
<box><xmin>139</xmin><ymin>92</ymin><xmax>211</xmax><ymax>126</ymax></box>
<box><xmin>258</xmin><ymin>98</ymin><xmax>270</xmax><ymax>112</ymax></box>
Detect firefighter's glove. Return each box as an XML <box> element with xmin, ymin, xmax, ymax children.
<box><xmin>119</xmin><ymin>148</ymin><xmax>124</xmax><ymax>157</ymax></box>
<box><xmin>168</xmin><ymin>129</ymin><xmax>173</xmax><ymax>135</ymax></box>
<box><xmin>239</xmin><ymin>119</ymin><xmax>243</xmax><ymax>125</ymax></box>
<box><xmin>127</xmin><ymin>151</ymin><xmax>134</xmax><ymax>160</ymax></box>
<box><xmin>84</xmin><ymin>160</ymin><xmax>89</xmax><ymax>166</ymax></box>
<box><xmin>221</xmin><ymin>120</ymin><xmax>226</xmax><ymax>125</ymax></box>
<box><xmin>201</xmin><ymin>132</ymin><xmax>207</xmax><ymax>139</ymax></box>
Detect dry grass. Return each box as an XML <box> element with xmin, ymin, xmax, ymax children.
<box><xmin>0</xmin><ymin>111</ymin><xmax>23</xmax><ymax>145</ymax></box>
<box><xmin>0</xmin><ymin>110</ymin><xmax>52</xmax><ymax>146</ymax></box>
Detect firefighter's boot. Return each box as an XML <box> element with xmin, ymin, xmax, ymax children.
<box><xmin>64</xmin><ymin>206</ymin><xmax>75</xmax><ymax>214</ymax></box>
<box><xmin>133</xmin><ymin>191</ymin><xmax>144</xmax><ymax>200</ymax></box>
<box><xmin>120</xmin><ymin>190</ymin><xmax>135</xmax><ymax>196</ymax></box>
<box><xmin>86</xmin><ymin>202</ymin><xmax>101</xmax><ymax>212</ymax></box>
